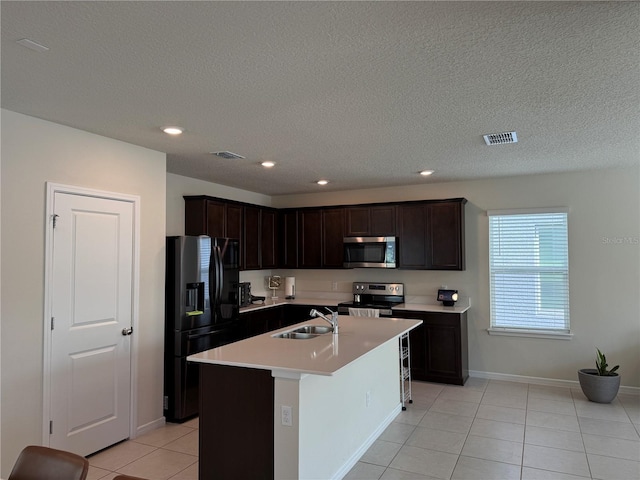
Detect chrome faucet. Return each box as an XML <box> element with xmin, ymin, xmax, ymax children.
<box><xmin>310</xmin><ymin>308</ymin><xmax>339</xmax><ymax>334</ymax></box>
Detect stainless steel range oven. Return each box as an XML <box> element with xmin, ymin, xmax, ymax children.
<box><xmin>337</xmin><ymin>282</ymin><xmax>404</xmax><ymax>317</ymax></box>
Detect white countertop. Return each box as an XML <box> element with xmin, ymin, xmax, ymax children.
<box><xmin>188</xmin><ymin>315</ymin><xmax>422</xmax><ymax>376</ymax></box>
<box><xmin>393</xmin><ymin>303</ymin><xmax>470</xmax><ymax>314</ymax></box>
<box><xmin>240</xmin><ymin>297</ymin><xmax>470</xmax><ymax>314</ymax></box>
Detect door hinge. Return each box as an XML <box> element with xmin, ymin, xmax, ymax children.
<box><xmin>49</xmin><ymin>420</ymin><xmax>53</xmax><ymax>435</ymax></box>
<box><xmin>51</xmin><ymin>317</ymin><xmax>55</xmax><ymax>330</ymax></box>
<box><xmin>52</xmin><ymin>214</ymin><xmax>59</xmax><ymax>228</ymax></box>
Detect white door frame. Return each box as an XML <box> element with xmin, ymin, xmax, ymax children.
<box><xmin>42</xmin><ymin>182</ymin><xmax>141</xmax><ymax>446</ymax></box>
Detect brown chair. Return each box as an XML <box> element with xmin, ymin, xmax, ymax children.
<box><xmin>113</xmin><ymin>476</ymin><xmax>149</xmax><ymax>480</ymax></box>
<box><xmin>8</xmin><ymin>445</ymin><xmax>89</xmax><ymax>480</ymax></box>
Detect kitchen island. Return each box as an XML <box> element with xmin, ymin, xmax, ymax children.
<box><xmin>188</xmin><ymin>315</ymin><xmax>422</xmax><ymax>480</ymax></box>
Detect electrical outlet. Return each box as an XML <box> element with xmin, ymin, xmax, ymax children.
<box><xmin>281</xmin><ymin>405</ymin><xmax>292</xmax><ymax>426</ymax></box>
<box><xmin>365</xmin><ymin>391</ymin><xmax>371</xmax><ymax>407</ymax></box>
<box><xmin>331</xmin><ymin>282</ymin><xmax>338</xmax><ymax>291</ymax></box>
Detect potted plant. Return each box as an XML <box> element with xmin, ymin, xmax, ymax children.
<box><xmin>578</xmin><ymin>348</ymin><xmax>620</xmax><ymax>403</ymax></box>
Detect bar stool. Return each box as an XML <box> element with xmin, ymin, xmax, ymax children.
<box><xmin>8</xmin><ymin>445</ymin><xmax>89</xmax><ymax>480</ymax></box>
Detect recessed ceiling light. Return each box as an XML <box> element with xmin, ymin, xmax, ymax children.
<box><xmin>163</xmin><ymin>126</ymin><xmax>183</xmax><ymax>135</ymax></box>
<box><xmin>420</xmin><ymin>170</ymin><xmax>435</xmax><ymax>176</ymax></box>
<box><xmin>261</xmin><ymin>161</ymin><xmax>275</xmax><ymax>168</ymax></box>
<box><xmin>317</xmin><ymin>180</ymin><xmax>329</xmax><ymax>186</ymax></box>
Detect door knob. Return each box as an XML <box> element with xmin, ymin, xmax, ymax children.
<box><xmin>122</xmin><ymin>327</ymin><xmax>133</xmax><ymax>336</ymax></box>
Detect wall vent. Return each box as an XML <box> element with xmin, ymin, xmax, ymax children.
<box><xmin>483</xmin><ymin>131</ymin><xmax>518</xmax><ymax>146</ymax></box>
<box><xmin>210</xmin><ymin>151</ymin><xmax>245</xmax><ymax>159</ymax></box>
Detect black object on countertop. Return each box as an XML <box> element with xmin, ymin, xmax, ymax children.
<box><xmin>250</xmin><ymin>295</ymin><xmax>266</xmax><ymax>304</ymax></box>
<box><xmin>437</xmin><ymin>289</ymin><xmax>458</xmax><ymax>307</ymax></box>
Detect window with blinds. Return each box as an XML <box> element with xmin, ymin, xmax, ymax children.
<box><xmin>488</xmin><ymin>209</ymin><xmax>570</xmax><ymax>334</ymax></box>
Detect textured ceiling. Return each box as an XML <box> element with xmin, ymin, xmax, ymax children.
<box><xmin>2</xmin><ymin>1</ymin><xmax>639</xmax><ymax>196</ymax></box>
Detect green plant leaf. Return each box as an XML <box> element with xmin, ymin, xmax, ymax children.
<box><xmin>594</xmin><ymin>348</ymin><xmax>619</xmax><ymax>376</ymax></box>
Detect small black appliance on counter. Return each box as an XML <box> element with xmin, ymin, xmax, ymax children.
<box><xmin>239</xmin><ymin>282</ymin><xmax>252</xmax><ymax>307</ymax></box>
<box><xmin>437</xmin><ymin>289</ymin><xmax>458</xmax><ymax>306</ymax></box>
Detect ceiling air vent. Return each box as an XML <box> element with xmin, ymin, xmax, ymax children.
<box><xmin>210</xmin><ymin>151</ymin><xmax>245</xmax><ymax>160</ymax></box>
<box><xmin>483</xmin><ymin>131</ymin><xmax>518</xmax><ymax>146</ymax></box>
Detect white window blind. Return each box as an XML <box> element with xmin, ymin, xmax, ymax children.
<box><xmin>488</xmin><ymin>210</ymin><xmax>570</xmax><ymax>333</ymax></box>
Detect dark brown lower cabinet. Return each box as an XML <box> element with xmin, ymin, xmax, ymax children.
<box><xmin>240</xmin><ymin>304</ymin><xmax>337</xmax><ymax>339</ymax></box>
<box><xmin>282</xmin><ymin>304</ymin><xmax>321</xmax><ymax>327</ymax></box>
<box><xmin>393</xmin><ymin>310</ymin><xmax>468</xmax><ymax>385</ymax></box>
<box><xmin>199</xmin><ymin>364</ymin><xmax>274</xmax><ymax>479</ymax></box>
<box><xmin>241</xmin><ymin>307</ymin><xmax>283</xmax><ymax>338</ymax></box>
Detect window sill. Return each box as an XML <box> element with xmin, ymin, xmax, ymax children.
<box><xmin>487</xmin><ymin>328</ymin><xmax>573</xmax><ymax>340</ymax></box>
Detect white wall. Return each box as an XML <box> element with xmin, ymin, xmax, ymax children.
<box><xmin>269</xmin><ymin>168</ymin><xmax>640</xmax><ymax>388</ymax></box>
<box><xmin>0</xmin><ymin>110</ymin><xmax>167</xmax><ymax>475</ymax></box>
<box><xmin>166</xmin><ymin>172</ymin><xmax>271</xmax><ymax>236</ymax></box>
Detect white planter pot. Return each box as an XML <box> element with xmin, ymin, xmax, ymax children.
<box><xmin>578</xmin><ymin>368</ymin><xmax>620</xmax><ymax>403</ymax></box>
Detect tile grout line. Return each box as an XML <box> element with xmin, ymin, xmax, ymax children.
<box><xmin>449</xmin><ymin>382</ymin><xmax>488</xmax><ymax>479</ymax></box>
<box><xmin>573</xmin><ymin>386</ymin><xmax>595</xmax><ymax>480</ymax></box>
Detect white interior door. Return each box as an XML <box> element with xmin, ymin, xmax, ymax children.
<box><xmin>48</xmin><ymin>190</ymin><xmax>135</xmax><ymax>456</ymax></box>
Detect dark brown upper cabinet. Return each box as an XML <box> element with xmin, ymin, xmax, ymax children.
<box><xmin>278</xmin><ymin>209</ymin><xmax>299</xmax><ymax>269</ymax></box>
<box><xmin>260</xmin><ymin>208</ymin><xmax>278</xmax><ymax>269</ymax></box>
<box><xmin>184</xmin><ymin>196</ymin><xmax>277</xmax><ymax>271</ymax></box>
<box><xmin>345</xmin><ymin>207</ymin><xmax>369</xmax><ymax>236</ymax></box>
<box><xmin>427</xmin><ymin>201</ymin><xmax>465</xmax><ymax>270</ymax></box>
<box><xmin>396</xmin><ymin>203</ymin><xmax>428</xmax><ymax>269</ymax></box>
<box><xmin>185</xmin><ymin>196</ymin><xmax>465</xmax><ymax>271</ymax></box>
<box><xmin>185</xmin><ymin>196</ymin><xmax>244</xmax><ymax>268</ymax></box>
<box><xmin>298</xmin><ymin>209</ymin><xmax>323</xmax><ymax>268</ymax></box>
<box><xmin>297</xmin><ymin>208</ymin><xmax>345</xmax><ymax>269</ymax></box>
<box><xmin>243</xmin><ymin>205</ymin><xmax>261</xmax><ymax>270</ymax></box>
<box><xmin>397</xmin><ymin>199</ymin><xmax>466</xmax><ymax>270</ymax></box>
<box><xmin>322</xmin><ymin>208</ymin><xmax>345</xmax><ymax>268</ymax></box>
<box><xmin>345</xmin><ymin>205</ymin><xmax>396</xmax><ymax>237</ymax></box>
<box><xmin>185</xmin><ymin>197</ymin><xmax>229</xmax><ymax>238</ymax></box>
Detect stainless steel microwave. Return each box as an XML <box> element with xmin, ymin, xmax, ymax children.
<box><xmin>343</xmin><ymin>236</ymin><xmax>397</xmax><ymax>268</ymax></box>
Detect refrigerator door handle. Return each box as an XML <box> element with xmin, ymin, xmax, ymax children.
<box><xmin>215</xmin><ymin>245</ymin><xmax>223</xmax><ymax>305</ymax></box>
<box><xmin>209</xmin><ymin>246</ymin><xmax>215</xmax><ymax>313</ymax></box>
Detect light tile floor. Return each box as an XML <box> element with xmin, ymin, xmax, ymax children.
<box><xmin>345</xmin><ymin>379</ymin><xmax>640</xmax><ymax>480</ymax></box>
<box><xmin>86</xmin><ymin>416</ymin><xmax>199</xmax><ymax>480</ymax></box>
<box><xmin>85</xmin><ymin>379</ymin><xmax>639</xmax><ymax>480</ymax></box>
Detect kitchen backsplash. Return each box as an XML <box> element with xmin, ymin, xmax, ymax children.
<box><xmin>239</xmin><ymin>269</ymin><xmax>471</xmax><ymax>307</ymax></box>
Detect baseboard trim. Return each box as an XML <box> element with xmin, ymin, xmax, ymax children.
<box><xmin>332</xmin><ymin>404</ymin><xmax>402</xmax><ymax>480</ymax></box>
<box><xmin>469</xmin><ymin>370</ymin><xmax>640</xmax><ymax>396</ymax></box>
<box><xmin>133</xmin><ymin>416</ymin><xmax>166</xmax><ymax>438</ymax></box>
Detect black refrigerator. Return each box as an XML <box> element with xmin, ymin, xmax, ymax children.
<box><xmin>164</xmin><ymin>235</ymin><xmax>240</xmax><ymax>422</ymax></box>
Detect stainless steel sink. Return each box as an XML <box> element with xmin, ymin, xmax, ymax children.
<box><xmin>272</xmin><ymin>324</ymin><xmax>334</xmax><ymax>339</ymax></box>
<box><xmin>293</xmin><ymin>325</ymin><xmax>333</xmax><ymax>335</ymax></box>
<box><xmin>273</xmin><ymin>332</ymin><xmax>317</xmax><ymax>339</ymax></box>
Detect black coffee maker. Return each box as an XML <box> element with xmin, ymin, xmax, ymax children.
<box><xmin>239</xmin><ymin>282</ymin><xmax>252</xmax><ymax>307</ymax></box>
